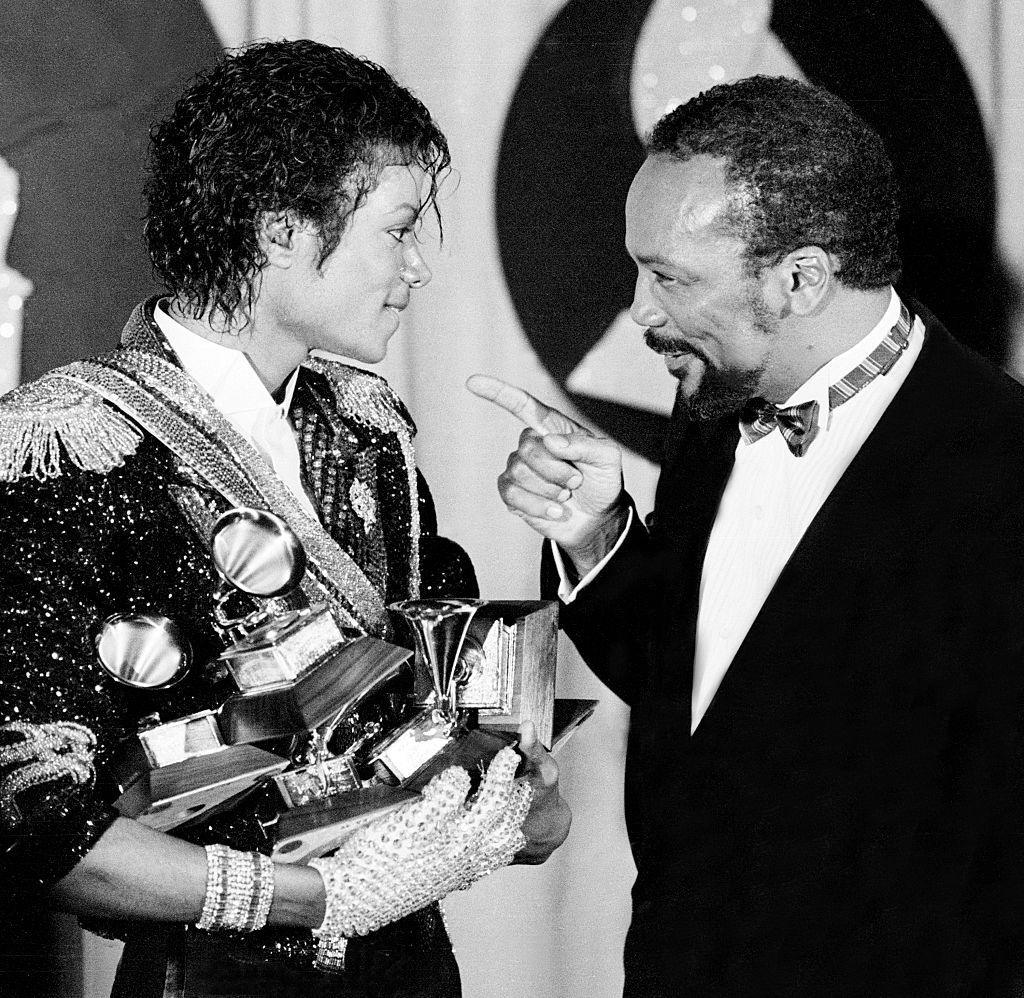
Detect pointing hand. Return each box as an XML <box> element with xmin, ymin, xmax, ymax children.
<box><xmin>466</xmin><ymin>375</ymin><xmax>628</xmax><ymax>569</ymax></box>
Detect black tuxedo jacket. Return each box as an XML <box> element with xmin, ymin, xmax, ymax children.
<box><xmin>550</xmin><ymin>308</ymin><xmax>1024</xmax><ymax>996</ymax></box>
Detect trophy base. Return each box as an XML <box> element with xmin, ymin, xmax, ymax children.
<box><xmin>219</xmin><ymin>605</ymin><xmax>344</xmax><ymax>691</ymax></box>
<box><xmin>114</xmin><ymin>744</ymin><xmax>289</xmax><ymax>832</ymax></box>
<box><xmin>368</xmin><ymin>708</ymin><xmax>457</xmax><ymax>785</ymax></box>
<box><xmin>219</xmin><ymin>635</ymin><xmax>411</xmax><ymax>743</ymax></box>
<box><xmin>399</xmin><ymin>726</ymin><xmax>518</xmax><ymax>793</ymax></box>
<box><xmin>549</xmin><ymin>698</ymin><xmax>599</xmax><ymax>752</ymax></box>
<box><xmin>272</xmin><ymin>784</ymin><xmax>418</xmax><ymax>864</ymax></box>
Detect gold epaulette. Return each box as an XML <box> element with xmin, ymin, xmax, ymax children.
<box><xmin>0</xmin><ymin>371</ymin><xmax>143</xmax><ymax>482</ymax></box>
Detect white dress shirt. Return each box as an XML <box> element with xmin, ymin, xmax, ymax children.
<box><xmin>152</xmin><ymin>302</ymin><xmax>319</xmax><ymax>520</ymax></box>
<box><xmin>557</xmin><ymin>288</ymin><xmax>924</xmax><ymax>732</ymax></box>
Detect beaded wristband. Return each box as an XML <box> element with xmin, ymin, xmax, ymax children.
<box><xmin>196</xmin><ymin>844</ymin><xmax>230</xmax><ymax>930</ymax></box>
<box><xmin>313</xmin><ymin>932</ymin><xmax>348</xmax><ymax>973</ymax></box>
<box><xmin>195</xmin><ymin>844</ymin><xmax>276</xmax><ymax>933</ymax></box>
<box><xmin>249</xmin><ymin>852</ymin><xmax>275</xmax><ymax>932</ymax></box>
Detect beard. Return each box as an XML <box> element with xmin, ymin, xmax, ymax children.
<box><xmin>677</xmin><ymin>356</ymin><xmax>764</xmax><ymax>421</ymax></box>
<box><xmin>644</xmin><ymin>289</ymin><xmax>778</xmax><ymax>421</ymax></box>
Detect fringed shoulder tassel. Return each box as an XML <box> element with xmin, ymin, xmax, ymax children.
<box><xmin>0</xmin><ymin>374</ymin><xmax>143</xmax><ymax>482</ymax></box>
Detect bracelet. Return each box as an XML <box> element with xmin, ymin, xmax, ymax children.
<box><xmin>249</xmin><ymin>852</ymin><xmax>275</xmax><ymax>932</ymax></box>
<box><xmin>313</xmin><ymin>932</ymin><xmax>348</xmax><ymax>974</ymax></box>
<box><xmin>196</xmin><ymin>844</ymin><xmax>276</xmax><ymax>932</ymax></box>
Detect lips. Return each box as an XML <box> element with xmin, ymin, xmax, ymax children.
<box><xmin>647</xmin><ymin>338</ymin><xmax>704</xmax><ymax>365</ymax></box>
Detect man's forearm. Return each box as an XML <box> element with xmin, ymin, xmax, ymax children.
<box><xmin>49</xmin><ymin>816</ymin><xmax>326</xmax><ymax>929</ymax></box>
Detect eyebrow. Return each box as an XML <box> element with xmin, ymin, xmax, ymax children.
<box><xmin>634</xmin><ymin>252</ymin><xmax>680</xmax><ymax>271</ymax></box>
<box><xmin>386</xmin><ymin>202</ymin><xmax>422</xmax><ymax>219</ymax></box>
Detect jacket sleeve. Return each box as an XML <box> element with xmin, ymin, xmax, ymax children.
<box><xmin>416</xmin><ymin>470</ymin><xmax>479</xmax><ymax>600</ymax></box>
<box><xmin>0</xmin><ymin>465</ymin><xmax>130</xmax><ymax>900</ymax></box>
<box><xmin>540</xmin><ymin>500</ymin><xmax>671</xmax><ymax>706</ymax></box>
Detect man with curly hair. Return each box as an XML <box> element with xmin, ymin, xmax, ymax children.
<box><xmin>0</xmin><ymin>39</ymin><xmax>569</xmax><ymax>998</ymax></box>
<box><xmin>474</xmin><ymin>76</ymin><xmax>1024</xmax><ymax>996</ymax></box>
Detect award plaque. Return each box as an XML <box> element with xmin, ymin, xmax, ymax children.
<box><xmin>462</xmin><ymin>600</ymin><xmax>559</xmax><ymax>745</ymax></box>
<box><xmin>406</xmin><ymin>600</ymin><xmax>559</xmax><ymax>744</ymax></box>
<box><xmin>218</xmin><ymin>635</ymin><xmax>411</xmax><ymax>744</ymax></box>
<box><xmin>110</xmin><ymin>709</ymin><xmax>289</xmax><ymax>831</ymax></box>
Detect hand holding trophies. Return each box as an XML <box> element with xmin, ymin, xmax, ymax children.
<box><xmin>94</xmin><ymin>505</ymin><xmax>580</xmax><ymax>872</ymax></box>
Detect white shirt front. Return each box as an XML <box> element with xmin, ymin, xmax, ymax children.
<box><xmin>152</xmin><ymin>302</ymin><xmax>319</xmax><ymax>520</ymax></box>
<box><xmin>559</xmin><ymin>288</ymin><xmax>924</xmax><ymax>733</ymax></box>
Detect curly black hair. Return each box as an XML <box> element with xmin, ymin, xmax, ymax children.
<box><xmin>145</xmin><ymin>39</ymin><xmax>450</xmax><ymax>322</ymax></box>
<box><xmin>648</xmin><ymin>76</ymin><xmax>900</xmax><ymax>290</ymax></box>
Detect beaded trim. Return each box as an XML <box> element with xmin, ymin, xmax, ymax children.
<box><xmin>0</xmin><ymin>377</ymin><xmax>142</xmax><ymax>482</ymax></box>
<box><xmin>308</xmin><ymin>358</ymin><xmax>421</xmax><ymax>599</ymax></box>
<box><xmin>313</xmin><ymin>933</ymin><xmax>348</xmax><ymax>974</ymax></box>
<box><xmin>0</xmin><ymin>721</ymin><xmax>97</xmax><ymax>829</ymax></box>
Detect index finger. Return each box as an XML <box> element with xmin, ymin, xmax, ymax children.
<box><xmin>466</xmin><ymin>374</ymin><xmax>580</xmax><ymax>436</ymax></box>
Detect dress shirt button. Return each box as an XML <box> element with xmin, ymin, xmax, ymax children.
<box><xmin>752</xmin><ymin>505</ymin><xmax>765</xmax><ymax>520</ymax></box>
<box><xmin>718</xmin><ymin>624</ymin><xmax>730</xmax><ymax>638</ymax></box>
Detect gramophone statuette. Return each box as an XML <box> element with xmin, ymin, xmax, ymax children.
<box><xmin>210</xmin><ymin>507</ymin><xmax>347</xmax><ymax>691</ymax></box>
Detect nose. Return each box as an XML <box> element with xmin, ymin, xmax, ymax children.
<box><xmin>629</xmin><ymin>273</ymin><xmax>666</xmax><ymax>327</ymax></box>
<box><xmin>400</xmin><ymin>242</ymin><xmax>432</xmax><ymax>289</ymax></box>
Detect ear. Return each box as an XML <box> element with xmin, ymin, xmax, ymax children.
<box><xmin>259</xmin><ymin>212</ymin><xmax>302</xmax><ymax>268</ymax></box>
<box><xmin>766</xmin><ymin>246</ymin><xmax>837</xmax><ymax>317</ymax></box>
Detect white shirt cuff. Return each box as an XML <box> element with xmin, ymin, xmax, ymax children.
<box><xmin>551</xmin><ymin>506</ymin><xmax>635</xmax><ymax>604</ymax></box>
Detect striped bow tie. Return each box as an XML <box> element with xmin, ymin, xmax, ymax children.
<box><xmin>740</xmin><ymin>298</ymin><xmax>915</xmax><ymax>457</ymax></box>
<box><xmin>740</xmin><ymin>398</ymin><xmax>821</xmax><ymax>457</ymax></box>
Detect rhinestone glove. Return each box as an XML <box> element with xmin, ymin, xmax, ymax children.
<box><xmin>311</xmin><ymin>746</ymin><xmax>532</xmax><ymax>941</ymax></box>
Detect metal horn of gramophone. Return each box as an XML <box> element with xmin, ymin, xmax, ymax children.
<box><xmin>209</xmin><ymin>508</ymin><xmax>411</xmax><ymax>744</ymax></box>
<box><xmin>368</xmin><ymin>599</ymin><xmax>514</xmax><ymax>789</ymax></box>
<box><xmin>95</xmin><ymin>612</ymin><xmax>289</xmax><ymax>832</ymax></box>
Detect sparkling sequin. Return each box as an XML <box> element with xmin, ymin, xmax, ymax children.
<box><xmin>349</xmin><ymin>479</ymin><xmax>377</xmax><ymax>534</ymax></box>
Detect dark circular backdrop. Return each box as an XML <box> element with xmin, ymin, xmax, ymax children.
<box><xmin>496</xmin><ymin>0</ymin><xmax>1000</xmax><ymax>462</ymax></box>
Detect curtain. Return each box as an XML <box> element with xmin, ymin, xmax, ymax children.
<box><xmin>2</xmin><ymin>2</ymin><xmax>1020</xmax><ymax>996</ymax></box>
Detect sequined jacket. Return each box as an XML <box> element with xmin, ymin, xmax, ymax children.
<box><xmin>0</xmin><ymin>299</ymin><xmax>476</xmax><ymax>970</ymax></box>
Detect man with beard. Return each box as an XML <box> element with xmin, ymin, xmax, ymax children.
<box><xmin>470</xmin><ymin>75</ymin><xmax>1024</xmax><ymax>996</ymax></box>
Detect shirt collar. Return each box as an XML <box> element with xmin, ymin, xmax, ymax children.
<box><xmin>782</xmin><ymin>286</ymin><xmax>901</xmax><ymax>430</ymax></box>
<box><xmin>152</xmin><ymin>301</ymin><xmax>300</xmax><ymax>428</ymax></box>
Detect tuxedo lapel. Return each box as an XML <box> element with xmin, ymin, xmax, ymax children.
<box><xmin>689</xmin><ymin>314</ymin><xmax>963</xmax><ymax>736</ymax></box>
<box><xmin>650</xmin><ymin>412</ymin><xmax>739</xmax><ymax>709</ymax></box>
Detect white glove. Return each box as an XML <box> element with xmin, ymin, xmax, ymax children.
<box><xmin>311</xmin><ymin>746</ymin><xmax>532</xmax><ymax>941</ymax></box>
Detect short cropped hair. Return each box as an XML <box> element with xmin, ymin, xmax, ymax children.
<box><xmin>145</xmin><ymin>39</ymin><xmax>450</xmax><ymax>321</ymax></box>
<box><xmin>648</xmin><ymin>75</ymin><xmax>901</xmax><ymax>289</ymax></box>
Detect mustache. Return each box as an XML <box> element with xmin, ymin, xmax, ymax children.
<box><xmin>644</xmin><ymin>327</ymin><xmax>705</xmax><ymax>361</ymax></box>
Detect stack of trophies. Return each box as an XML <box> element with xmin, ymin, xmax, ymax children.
<box><xmin>95</xmin><ymin>507</ymin><xmax>594</xmax><ymax>865</ymax></box>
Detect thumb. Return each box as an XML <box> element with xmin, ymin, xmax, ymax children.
<box><xmin>519</xmin><ymin>720</ymin><xmax>538</xmax><ymax>751</ymax></box>
<box><xmin>518</xmin><ymin>720</ymin><xmax>558</xmax><ymax>787</ymax></box>
<box><xmin>544</xmin><ymin>432</ymin><xmax>618</xmax><ymax>470</ymax></box>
